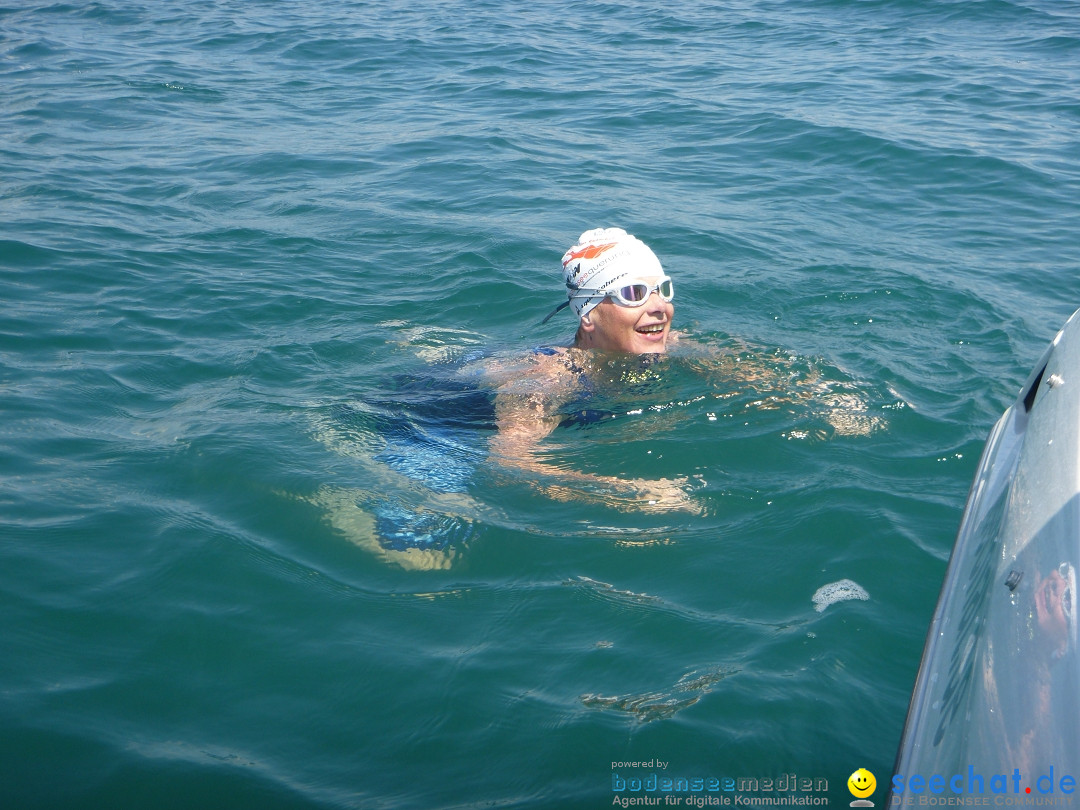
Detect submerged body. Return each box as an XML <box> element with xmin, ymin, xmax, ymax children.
<box><xmin>314</xmin><ymin>332</ymin><xmax>883</xmax><ymax>568</ymax></box>
<box><xmin>315</xmin><ymin>228</ymin><xmax>884</xmax><ymax>568</ymax></box>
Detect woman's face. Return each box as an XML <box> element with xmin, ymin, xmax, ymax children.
<box><xmin>577</xmin><ymin>277</ymin><xmax>674</xmax><ymax>354</ymax></box>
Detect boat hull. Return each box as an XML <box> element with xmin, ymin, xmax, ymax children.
<box><xmin>890</xmin><ymin>308</ymin><xmax>1080</xmax><ymax>800</ymax></box>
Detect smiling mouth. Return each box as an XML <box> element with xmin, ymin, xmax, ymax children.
<box><xmin>637</xmin><ymin>324</ymin><xmax>666</xmax><ymax>334</ymax></box>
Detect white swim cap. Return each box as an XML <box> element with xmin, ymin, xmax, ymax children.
<box><xmin>542</xmin><ymin>228</ymin><xmax>664</xmax><ymax>323</ymax></box>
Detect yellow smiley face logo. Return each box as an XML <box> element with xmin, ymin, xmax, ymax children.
<box><xmin>848</xmin><ymin>768</ymin><xmax>876</xmax><ymax>798</ymax></box>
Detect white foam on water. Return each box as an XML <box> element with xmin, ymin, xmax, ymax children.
<box><xmin>812</xmin><ymin>579</ymin><xmax>869</xmax><ymax>612</ymax></box>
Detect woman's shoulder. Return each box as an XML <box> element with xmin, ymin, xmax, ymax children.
<box><xmin>528</xmin><ymin>345</ymin><xmax>590</xmax><ymax>381</ymax></box>
<box><xmin>470</xmin><ymin>345</ymin><xmax>580</xmax><ymax>389</ymax></box>
<box><xmin>530</xmin><ymin>345</ymin><xmax>569</xmax><ymax>358</ymax></box>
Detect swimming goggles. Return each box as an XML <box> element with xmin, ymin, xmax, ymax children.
<box><xmin>541</xmin><ymin>277</ymin><xmax>674</xmax><ymax>324</ymax></box>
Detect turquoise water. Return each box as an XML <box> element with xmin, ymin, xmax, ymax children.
<box><xmin>3</xmin><ymin>1</ymin><xmax>1080</xmax><ymax>807</ymax></box>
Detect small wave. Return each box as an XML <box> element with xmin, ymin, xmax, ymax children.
<box><xmin>564</xmin><ymin>575</ymin><xmax>663</xmax><ymax>606</ymax></box>
<box><xmin>581</xmin><ymin>665</ymin><xmax>736</xmax><ymax>723</ymax></box>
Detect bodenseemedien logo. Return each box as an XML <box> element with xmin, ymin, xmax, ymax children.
<box><xmin>850</xmin><ymin>768</ymin><xmax>877</xmax><ymax>808</ymax></box>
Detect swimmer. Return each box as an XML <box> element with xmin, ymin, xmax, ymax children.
<box><xmin>489</xmin><ymin>227</ymin><xmax>699</xmax><ymax>513</ymax></box>
<box><xmin>313</xmin><ymin>227</ymin><xmax>884</xmax><ymax>566</ymax></box>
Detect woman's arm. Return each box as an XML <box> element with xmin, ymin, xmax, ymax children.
<box><xmin>488</xmin><ymin>352</ymin><xmax>700</xmax><ymax>513</ymax></box>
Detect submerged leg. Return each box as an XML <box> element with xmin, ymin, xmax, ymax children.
<box><xmin>372</xmin><ymin>502</ymin><xmax>477</xmax><ymax>552</ymax></box>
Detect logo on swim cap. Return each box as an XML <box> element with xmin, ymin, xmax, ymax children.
<box><xmin>564</xmin><ymin>242</ymin><xmax>619</xmax><ymax>264</ymax></box>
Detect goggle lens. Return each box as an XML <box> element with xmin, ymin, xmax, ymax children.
<box><xmin>615</xmin><ymin>277</ymin><xmax>673</xmax><ymax>305</ymax></box>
